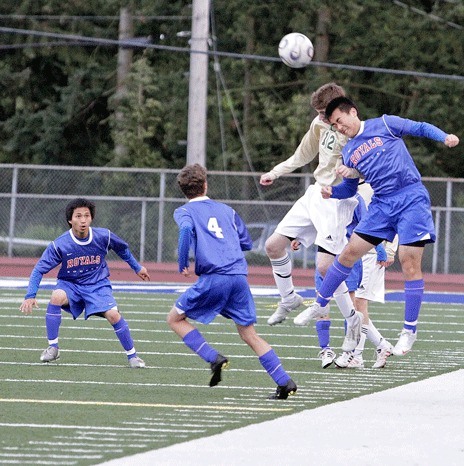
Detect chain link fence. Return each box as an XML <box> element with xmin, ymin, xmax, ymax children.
<box><xmin>1</xmin><ymin>164</ymin><xmax>464</xmax><ymax>274</ymax></box>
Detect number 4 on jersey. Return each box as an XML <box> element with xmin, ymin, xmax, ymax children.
<box><xmin>208</xmin><ymin>217</ymin><xmax>224</xmax><ymax>238</ymax></box>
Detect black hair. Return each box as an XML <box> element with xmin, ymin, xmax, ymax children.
<box><xmin>65</xmin><ymin>198</ymin><xmax>95</xmax><ymax>225</ymax></box>
<box><xmin>325</xmin><ymin>96</ymin><xmax>358</xmax><ymax>120</ymax></box>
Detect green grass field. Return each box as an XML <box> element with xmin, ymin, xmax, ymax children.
<box><xmin>1</xmin><ymin>287</ymin><xmax>463</xmax><ymax>465</ymax></box>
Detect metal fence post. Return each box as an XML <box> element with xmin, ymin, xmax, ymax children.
<box><xmin>7</xmin><ymin>166</ymin><xmax>18</xmax><ymax>257</ymax></box>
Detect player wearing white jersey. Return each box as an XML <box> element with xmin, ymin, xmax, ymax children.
<box><xmin>300</xmin><ymin>96</ymin><xmax>460</xmax><ymax>357</ymax></box>
<box><xmin>260</xmin><ymin>83</ymin><xmax>362</xmax><ymax>356</ymax></box>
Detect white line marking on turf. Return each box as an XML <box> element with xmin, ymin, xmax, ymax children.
<box><xmin>0</xmin><ymin>399</ymin><xmax>292</xmax><ymax>412</ymax></box>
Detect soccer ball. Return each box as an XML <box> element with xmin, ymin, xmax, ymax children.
<box><xmin>278</xmin><ymin>33</ymin><xmax>314</xmax><ymax>68</ymax></box>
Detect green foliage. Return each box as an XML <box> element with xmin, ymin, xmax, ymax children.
<box><xmin>0</xmin><ymin>1</ymin><xmax>462</xmax><ymax>174</ymax></box>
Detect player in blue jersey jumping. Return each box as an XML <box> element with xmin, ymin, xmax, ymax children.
<box><xmin>19</xmin><ymin>198</ymin><xmax>150</xmax><ymax>368</ymax></box>
<box><xmin>167</xmin><ymin>164</ymin><xmax>297</xmax><ymax>399</ymax></box>
<box><xmin>294</xmin><ymin>96</ymin><xmax>460</xmax><ymax>356</ymax></box>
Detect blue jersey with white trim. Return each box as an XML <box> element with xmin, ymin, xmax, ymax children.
<box><xmin>174</xmin><ymin>197</ymin><xmax>252</xmax><ymax>276</ymax></box>
<box><xmin>342</xmin><ymin>115</ymin><xmax>447</xmax><ymax>196</ymax></box>
<box><xmin>25</xmin><ymin>227</ymin><xmax>141</xmax><ymax>298</ymax></box>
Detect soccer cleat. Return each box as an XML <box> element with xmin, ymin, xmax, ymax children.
<box><xmin>341</xmin><ymin>311</ymin><xmax>363</xmax><ymax>352</ymax></box>
<box><xmin>40</xmin><ymin>345</ymin><xmax>60</xmax><ymax>363</ymax></box>
<box><xmin>372</xmin><ymin>341</ymin><xmax>393</xmax><ymax>368</ymax></box>
<box><xmin>334</xmin><ymin>351</ymin><xmax>352</xmax><ymax>368</ymax></box>
<box><xmin>318</xmin><ymin>347</ymin><xmax>336</xmax><ymax>369</ymax></box>
<box><xmin>294</xmin><ymin>302</ymin><xmax>330</xmax><ymax>326</ymax></box>
<box><xmin>209</xmin><ymin>354</ymin><xmax>229</xmax><ymax>387</ymax></box>
<box><xmin>393</xmin><ymin>329</ymin><xmax>417</xmax><ymax>356</ymax></box>
<box><xmin>267</xmin><ymin>293</ymin><xmax>304</xmax><ymax>325</ymax></box>
<box><xmin>334</xmin><ymin>351</ymin><xmax>364</xmax><ymax>369</ymax></box>
<box><xmin>268</xmin><ymin>378</ymin><xmax>297</xmax><ymax>400</ymax></box>
<box><xmin>128</xmin><ymin>356</ymin><xmax>146</xmax><ymax>368</ymax></box>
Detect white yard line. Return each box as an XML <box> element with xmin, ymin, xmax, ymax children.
<box><xmin>99</xmin><ymin>369</ymin><xmax>464</xmax><ymax>466</ymax></box>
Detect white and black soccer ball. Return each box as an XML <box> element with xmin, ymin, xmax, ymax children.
<box><xmin>278</xmin><ymin>32</ymin><xmax>314</xmax><ymax>68</ymax></box>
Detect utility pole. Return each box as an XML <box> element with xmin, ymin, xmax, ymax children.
<box><xmin>113</xmin><ymin>7</ymin><xmax>133</xmax><ymax>165</ymax></box>
<box><xmin>186</xmin><ymin>0</ymin><xmax>211</xmax><ymax>167</ymax></box>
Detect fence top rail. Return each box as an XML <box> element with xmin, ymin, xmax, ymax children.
<box><xmin>1</xmin><ymin>164</ymin><xmax>463</xmax><ymax>183</ymax></box>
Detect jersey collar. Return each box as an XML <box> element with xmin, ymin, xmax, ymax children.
<box><xmin>68</xmin><ymin>226</ymin><xmax>93</xmax><ymax>245</ymax></box>
<box><xmin>189</xmin><ymin>195</ymin><xmax>209</xmax><ymax>203</ymax></box>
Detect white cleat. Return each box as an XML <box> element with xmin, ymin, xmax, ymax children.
<box><xmin>40</xmin><ymin>345</ymin><xmax>60</xmax><ymax>363</ymax></box>
<box><xmin>334</xmin><ymin>351</ymin><xmax>364</xmax><ymax>369</ymax></box>
<box><xmin>319</xmin><ymin>347</ymin><xmax>336</xmax><ymax>369</ymax></box>
<box><xmin>372</xmin><ymin>341</ymin><xmax>393</xmax><ymax>368</ymax></box>
<box><xmin>341</xmin><ymin>311</ymin><xmax>363</xmax><ymax>352</ymax></box>
<box><xmin>393</xmin><ymin>329</ymin><xmax>417</xmax><ymax>356</ymax></box>
<box><xmin>267</xmin><ymin>293</ymin><xmax>304</xmax><ymax>326</ymax></box>
<box><xmin>294</xmin><ymin>302</ymin><xmax>330</xmax><ymax>326</ymax></box>
<box><xmin>128</xmin><ymin>356</ymin><xmax>146</xmax><ymax>368</ymax></box>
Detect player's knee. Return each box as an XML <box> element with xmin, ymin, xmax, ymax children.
<box><xmin>265</xmin><ymin>234</ymin><xmax>286</xmax><ymax>258</ymax></box>
<box><xmin>167</xmin><ymin>307</ymin><xmax>182</xmax><ymax>328</ymax></box>
<box><xmin>104</xmin><ymin>309</ymin><xmax>120</xmax><ymax>325</ymax></box>
<box><xmin>49</xmin><ymin>289</ymin><xmax>67</xmax><ymax>306</ymax></box>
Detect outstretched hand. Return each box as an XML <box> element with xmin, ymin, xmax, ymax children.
<box><xmin>259</xmin><ymin>172</ymin><xmax>275</xmax><ymax>186</ymax></box>
<box><xmin>445</xmin><ymin>134</ymin><xmax>459</xmax><ymax>148</ymax></box>
<box><xmin>137</xmin><ymin>266</ymin><xmax>150</xmax><ymax>281</ymax></box>
<box><xmin>19</xmin><ymin>298</ymin><xmax>39</xmax><ymax>315</ymax></box>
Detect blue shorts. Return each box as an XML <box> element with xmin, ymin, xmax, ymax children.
<box><xmin>175</xmin><ymin>274</ymin><xmax>256</xmax><ymax>326</ymax></box>
<box><xmin>56</xmin><ymin>279</ymin><xmax>117</xmax><ymax>320</ymax></box>
<box><xmin>355</xmin><ymin>183</ymin><xmax>436</xmax><ymax>244</ymax></box>
<box><xmin>315</xmin><ymin>259</ymin><xmax>362</xmax><ymax>293</ymax></box>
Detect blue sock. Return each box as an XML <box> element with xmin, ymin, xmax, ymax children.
<box><xmin>45</xmin><ymin>304</ymin><xmax>62</xmax><ymax>347</ymax></box>
<box><xmin>316</xmin><ymin>320</ymin><xmax>331</xmax><ymax>349</ymax></box>
<box><xmin>404</xmin><ymin>279</ymin><xmax>424</xmax><ymax>333</ymax></box>
<box><xmin>316</xmin><ymin>258</ymin><xmax>352</xmax><ymax>306</ymax></box>
<box><xmin>259</xmin><ymin>349</ymin><xmax>290</xmax><ymax>386</ymax></box>
<box><xmin>183</xmin><ymin>329</ymin><xmax>218</xmax><ymax>364</ymax></box>
<box><xmin>113</xmin><ymin>317</ymin><xmax>137</xmax><ymax>359</ymax></box>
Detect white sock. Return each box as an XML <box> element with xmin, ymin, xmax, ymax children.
<box><xmin>354</xmin><ymin>325</ymin><xmax>368</xmax><ymax>355</ymax></box>
<box><xmin>333</xmin><ymin>282</ymin><xmax>356</xmax><ymax>320</ymax></box>
<box><xmin>366</xmin><ymin>319</ymin><xmax>383</xmax><ymax>347</ymax></box>
<box><xmin>270</xmin><ymin>254</ymin><xmax>294</xmax><ymax>301</ymax></box>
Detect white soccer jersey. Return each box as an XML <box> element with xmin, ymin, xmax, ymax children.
<box><xmin>270</xmin><ymin>117</ymin><xmax>357</xmax><ymax>254</ymax></box>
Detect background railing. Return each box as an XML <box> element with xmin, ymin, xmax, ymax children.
<box><xmin>1</xmin><ymin>164</ymin><xmax>464</xmax><ymax>274</ymax></box>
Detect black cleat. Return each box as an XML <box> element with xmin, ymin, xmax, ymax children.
<box><xmin>209</xmin><ymin>354</ymin><xmax>229</xmax><ymax>387</ymax></box>
<box><xmin>268</xmin><ymin>378</ymin><xmax>297</xmax><ymax>400</ymax></box>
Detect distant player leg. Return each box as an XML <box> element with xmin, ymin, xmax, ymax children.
<box><xmin>45</xmin><ymin>303</ymin><xmax>62</xmax><ymax>348</ymax></box>
<box><xmin>106</xmin><ymin>310</ymin><xmax>144</xmax><ymax>367</ymax></box>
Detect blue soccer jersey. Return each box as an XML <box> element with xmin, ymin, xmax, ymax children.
<box><xmin>330</xmin><ymin>115</ymin><xmax>445</xmax><ymax>244</ymax></box>
<box><xmin>174</xmin><ymin>196</ymin><xmax>252</xmax><ymax>276</ymax></box>
<box><xmin>25</xmin><ymin>227</ymin><xmax>141</xmax><ymax>298</ymax></box>
<box><xmin>341</xmin><ymin>115</ymin><xmax>447</xmax><ymax>196</ymax></box>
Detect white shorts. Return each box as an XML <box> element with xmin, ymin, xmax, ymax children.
<box><xmin>274</xmin><ymin>183</ymin><xmax>358</xmax><ymax>255</ymax></box>
<box><xmin>355</xmin><ymin>253</ymin><xmax>385</xmax><ymax>303</ymax></box>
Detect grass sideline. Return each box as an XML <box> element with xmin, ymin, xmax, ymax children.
<box><xmin>0</xmin><ymin>288</ymin><xmax>463</xmax><ymax>465</ymax></box>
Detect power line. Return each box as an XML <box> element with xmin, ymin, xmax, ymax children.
<box><xmin>0</xmin><ymin>14</ymin><xmax>189</xmax><ymax>22</ymax></box>
<box><xmin>391</xmin><ymin>1</ymin><xmax>463</xmax><ymax>30</ymax></box>
<box><xmin>0</xmin><ymin>26</ymin><xmax>463</xmax><ymax>81</ymax></box>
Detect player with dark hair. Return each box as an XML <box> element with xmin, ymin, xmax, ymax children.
<box><xmin>295</xmin><ymin>96</ymin><xmax>459</xmax><ymax>355</ymax></box>
<box><xmin>167</xmin><ymin>164</ymin><xmax>297</xmax><ymax>399</ymax></box>
<box><xmin>20</xmin><ymin>197</ymin><xmax>150</xmax><ymax>367</ymax></box>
